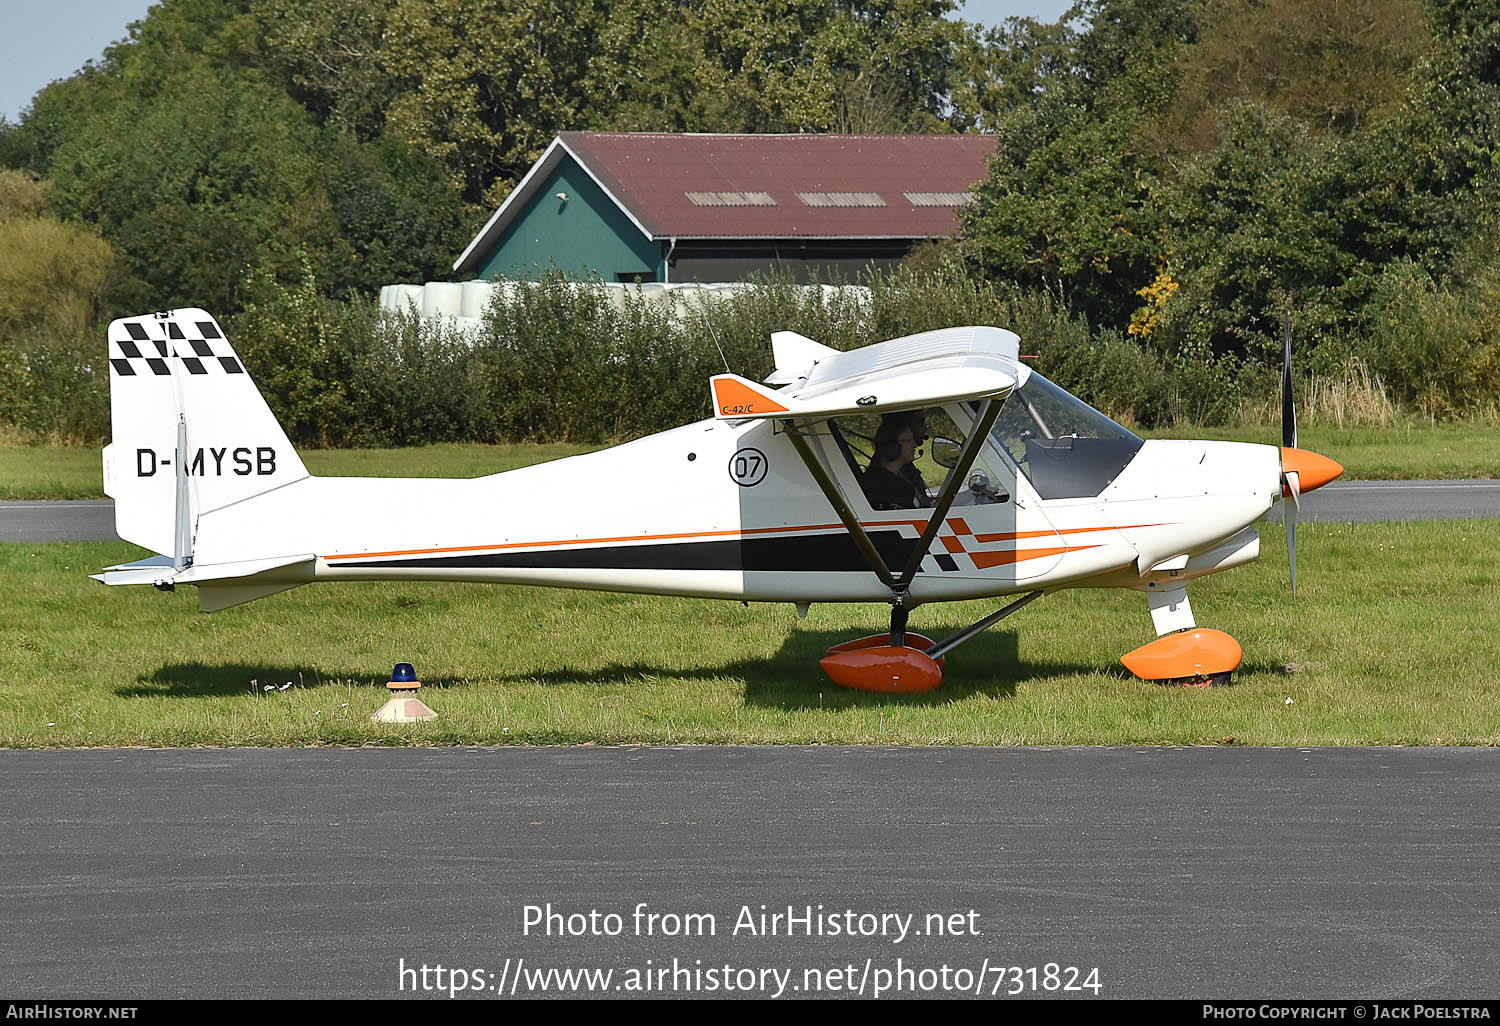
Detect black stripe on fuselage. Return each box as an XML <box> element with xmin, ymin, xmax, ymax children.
<box><xmin>335</xmin><ymin>530</ymin><xmax>920</xmax><ymax>573</ymax></box>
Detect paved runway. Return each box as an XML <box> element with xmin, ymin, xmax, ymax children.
<box><xmin>1263</xmin><ymin>479</ymin><xmax>1500</xmax><ymax>523</ymax></box>
<box><xmin>3</xmin><ymin>480</ymin><xmax>1498</xmax><ymax>544</ymax></box>
<box><xmin>3</xmin><ymin>747</ymin><xmax>1496</xmax><ymax>1000</ymax></box>
<box><xmin>0</xmin><ymin>500</ymin><xmax>116</xmax><ymax>543</ymax></box>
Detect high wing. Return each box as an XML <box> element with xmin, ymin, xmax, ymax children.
<box><xmin>711</xmin><ymin>325</ymin><xmax>1019</xmax><ymax>422</ymax></box>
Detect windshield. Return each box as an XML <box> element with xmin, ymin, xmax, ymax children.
<box><xmin>984</xmin><ymin>372</ymin><xmax>1143</xmax><ymax>499</ymax></box>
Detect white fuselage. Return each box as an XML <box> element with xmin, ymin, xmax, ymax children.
<box><xmin>192</xmin><ymin>413</ymin><xmax>1280</xmax><ymax>606</ymax></box>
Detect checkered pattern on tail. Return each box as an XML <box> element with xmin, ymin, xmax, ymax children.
<box><xmin>103</xmin><ymin>307</ymin><xmax>308</xmax><ymax>557</ymax></box>
<box><xmin>108</xmin><ymin>316</ymin><xmax>244</xmax><ymax>377</ymax></box>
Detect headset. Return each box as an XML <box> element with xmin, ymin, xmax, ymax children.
<box><xmin>874</xmin><ymin>413</ymin><xmax>928</xmax><ymax>463</ymax></box>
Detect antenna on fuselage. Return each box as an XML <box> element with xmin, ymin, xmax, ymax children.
<box><xmin>699</xmin><ymin>308</ymin><xmax>732</xmax><ymax>376</ymax></box>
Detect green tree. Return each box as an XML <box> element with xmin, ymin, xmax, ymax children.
<box><xmin>962</xmin><ymin>102</ymin><xmax>1163</xmax><ymax>329</ymax></box>
<box><xmin>0</xmin><ymin>170</ymin><xmax>117</xmax><ymax>337</ymax></box>
<box><xmin>957</xmin><ymin>0</ymin><xmax>1196</xmax><ymax>327</ymax></box>
<box><xmin>3</xmin><ymin>0</ymin><xmax>474</xmax><ymax>314</ymax></box>
<box><xmin>1161</xmin><ymin>0</ymin><xmax>1431</xmax><ymax>149</ymax></box>
<box><xmin>948</xmin><ymin>14</ymin><xmax>1081</xmax><ymax>133</ymax></box>
<box><xmin>376</xmin><ymin>0</ymin><xmax>966</xmax><ymax>204</ymax></box>
<box><xmin>1427</xmin><ymin>0</ymin><xmax>1500</xmax><ymax>44</ymax></box>
<box><xmin>42</xmin><ymin>62</ymin><xmax>341</xmax><ymax>313</ymax></box>
<box><xmin>0</xmin><ymin>170</ymin><xmax>117</xmax><ymax>441</ymax></box>
<box><xmin>251</xmin><ymin>0</ymin><xmax>397</xmax><ymax>140</ymax></box>
<box><xmin>377</xmin><ymin>0</ymin><xmax>618</xmax><ymax>204</ymax></box>
<box><xmin>1152</xmin><ymin>102</ymin><xmax>1352</xmax><ymax>359</ymax></box>
<box><xmin>0</xmin><ymin>69</ymin><xmax>126</xmax><ymax>174</ymax></box>
<box><xmin>1152</xmin><ymin>14</ymin><xmax>1500</xmax><ymax>360</ymax></box>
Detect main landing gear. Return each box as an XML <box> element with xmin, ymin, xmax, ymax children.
<box><xmin>783</xmin><ymin>399</ymin><xmax>1012</xmax><ymax>694</ymax></box>
<box><xmin>1120</xmin><ymin>584</ymin><xmax>1242</xmax><ymax>687</ymax></box>
<box><xmin>820</xmin><ymin>591</ymin><xmax>1044</xmax><ymax>693</ymax></box>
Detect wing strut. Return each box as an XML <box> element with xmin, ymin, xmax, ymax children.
<box><xmin>894</xmin><ymin>397</ymin><xmax>1000</xmax><ymax>593</ymax></box>
<box><xmin>925</xmin><ymin>589</ymin><xmax>1044</xmax><ymax>660</ymax></box>
<box><xmin>781</xmin><ymin>397</ymin><xmax>1003</xmax><ymax>646</ymax></box>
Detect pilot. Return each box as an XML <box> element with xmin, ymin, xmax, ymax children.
<box><xmin>861</xmin><ymin>411</ymin><xmax>932</xmax><ymax>510</ymax></box>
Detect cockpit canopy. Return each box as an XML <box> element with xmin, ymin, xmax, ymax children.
<box><xmin>823</xmin><ymin>369</ymin><xmax>1142</xmax><ymax>511</ymax></box>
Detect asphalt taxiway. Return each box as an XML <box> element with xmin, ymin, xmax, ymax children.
<box><xmin>3</xmin><ymin>747</ymin><xmax>1496</xmax><ymax>999</ymax></box>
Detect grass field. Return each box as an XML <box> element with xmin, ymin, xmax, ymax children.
<box><xmin>4</xmin><ymin>520</ymin><xmax>1498</xmax><ymax>748</ymax></box>
<box><xmin>3</xmin><ymin>422</ymin><xmax>1494</xmax><ymax>500</ymax></box>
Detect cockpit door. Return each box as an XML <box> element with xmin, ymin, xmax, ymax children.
<box><xmin>813</xmin><ymin>403</ymin><xmax>1068</xmax><ymax>584</ymax></box>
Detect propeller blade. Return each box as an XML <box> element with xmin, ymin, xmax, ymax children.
<box><xmin>1283</xmin><ymin>468</ymin><xmax>1301</xmax><ymax>512</ymax></box>
<box><xmin>1283</xmin><ymin>469</ymin><xmax>1300</xmax><ymax>596</ymax></box>
<box><xmin>1282</xmin><ymin>308</ymin><xmax>1297</xmax><ymax>451</ymax></box>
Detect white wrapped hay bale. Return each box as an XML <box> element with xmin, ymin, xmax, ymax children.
<box><xmin>422</xmin><ymin>281</ymin><xmax>463</xmax><ymax>318</ymax></box>
<box><xmin>599</xmin><ymin>281</ymin><xmax>631</xmax><ymax>312</ymax></box>
<box><xmin>385</xmin><ymin>284</ymin><xmax>425</xmax><ymax>313</ymax></box>
<box><xmin>460</xmin><ymin>280</ymin><xmax>495</xmax><ymax>319</ymax></box>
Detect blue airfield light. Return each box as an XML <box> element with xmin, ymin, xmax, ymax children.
<box><xmin>374</xmin><ymin>660</ymin><xmax>436</xmax><ymax>721</ymax></box>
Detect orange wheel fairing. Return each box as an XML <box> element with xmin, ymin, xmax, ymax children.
<box><xmin>821</xmin><ymin>645</ymin><xmax>943</xmax><ymax>693</ymax></box>
<box><xmin>1120</xmin><ymin>629</ymin><xmax>1243</xmax><ymax>682</ymax></box>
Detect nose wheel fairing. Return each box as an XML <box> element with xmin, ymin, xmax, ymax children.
<box><xmin>1121</xmin><ymin>629</ymin><xmax>1243</xmax><ymax>687</ymax></box>
<box><xmin>1122</xmin><ymin>584</ymin><xmax>1243</xmax><ymax>686</ymax></box>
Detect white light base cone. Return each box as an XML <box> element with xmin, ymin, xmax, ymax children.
<box><xmin>371</xmin><ymin>692</ymin><xmax>437</xmax><ymax>722</ymax></box>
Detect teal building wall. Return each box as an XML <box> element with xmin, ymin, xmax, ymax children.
<box><xmin>474</xmin><ymin>157</ymin><xmax>663</xmax><ymax>281</ymax></box>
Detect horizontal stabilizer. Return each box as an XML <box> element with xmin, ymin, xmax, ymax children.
<box><xmin>92</xmin><ymin>552</ymin><xmax>316</xmax><ymax>611</ymax></box>
<box><xmin>101</xmin><ymin>555</ymin><xmax>174</xmax><ymax>573</ymax></box>
<box><xmin>90</xmin><ymin>565</ymin><xmax>179</xmax><ymax>588</ymax></box>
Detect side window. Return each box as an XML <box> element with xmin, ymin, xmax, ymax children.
<box><xmin>830</xmin><ymin>407</ymin><xmax>1011</xmax><ymax>511</ymax></box>
<box><xmin>941</xmin><ymin>405</ymin><xmax>1013</xmax><ymax>508</ymax></box>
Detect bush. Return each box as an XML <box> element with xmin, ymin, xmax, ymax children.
<box><xmin>15</xmin><ymin>260</ymin><xmax>1488</xmax><ymax>447</ymax></box>
<box><xmin>217</xmin><ymin>265</ymin><xmax>1281</xmax><ymax>446</ymax></box>
<box><xmin>0</xmin><ymin>170</ymin><xmax>117</xmax><ymax>442</ymax></box>
<box><xmin>0</xmin><ymin>324</ymin><xmax>110</xmax><ymax>442</ymax></box>
<box><xmin>231</xmin><ymin>260</ymin><xmax>362</xmax><ymax>447</ymax></box>
<box><xmin>1361</xmin><ymin>260</ymin><xmax>1500</xmax><ymax>418</ymax></box>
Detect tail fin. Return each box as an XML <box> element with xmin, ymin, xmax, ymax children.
<box><xmin>102</xmin><ymin>309</ymin><xmax>309</xmax><ymax>559</ymax></box>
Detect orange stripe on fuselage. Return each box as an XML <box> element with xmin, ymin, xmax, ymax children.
<box><xmin>969</xmin><ymin>544</ymin><xmax>1101</xmax><ymax>569</ymax></box>
<box><xmin>972</xmin><ymin>522</ymin><xmax>1165</xmax><ymax>544</ymax></box>
<box><xmin>323</xmin><ymin>519</ymin><xmax>1158</xmax><ymax>564</ymax></box>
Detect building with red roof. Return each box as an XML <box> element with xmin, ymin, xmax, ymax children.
<box><xmin>453</xmin><ymin>132</ymin><xmax>998</xmax><ymax>283</ymax></box>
